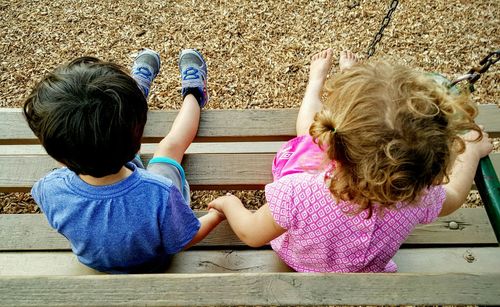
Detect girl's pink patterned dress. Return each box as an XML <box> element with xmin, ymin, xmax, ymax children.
<box><xmin>266</xmin><ymin>135</ymin><xmax>445</xmax><ymax>272</ymax></box>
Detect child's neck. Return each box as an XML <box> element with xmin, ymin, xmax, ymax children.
<box><xmin>79</xmin><ymin>166</ymin><xmax>133</xmax><ymax>186</ymax></box>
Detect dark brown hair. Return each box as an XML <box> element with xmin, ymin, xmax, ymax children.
<box><xmin>23</xmin><ymin>57</ymin><xmax>148</xmax><ymax>177</ymax></box>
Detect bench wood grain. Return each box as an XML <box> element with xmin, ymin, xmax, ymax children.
<box><xmin>1</xmin><ymin>151</ymin><xmax>499</xmax><ymax>192</ymax></box>
<box><xmin>0</xmin><ymin>271</ymin><xmax>499</xmax><ymax>306</ymax></box>
<box><xmin>1</xmin><ymin>248</ymin><xmax>500</xmax><ymax>276</ymax></box>
<box><xmin>0</xmin><ymin>208</ymin><xmax>496</xmax><ymax>251</ymax></box>
<box><xmin>1</xmin><ymin>105</ymin><xmax>499</xmax><ymax>144</ymax></box>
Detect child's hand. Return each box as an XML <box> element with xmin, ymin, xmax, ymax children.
<box><xmin>208</xmin><ymin>193</ymin><xmax>243</xmax><ymax>213</ymax></box>
<box><xmin>208</xmin><ymin>208</ymin><xmax>226</xmax><ymax>221</ymax></box>
<box><xmin>462</xmin><ymin>126</ymin><xmax>493</xmax><ymax>159</ymax></box>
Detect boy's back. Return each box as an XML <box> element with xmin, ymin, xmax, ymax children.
<box><xmin>32</xmin><ymin>160</ymin><xmax>199</xmax><ymax>273</ymax></box>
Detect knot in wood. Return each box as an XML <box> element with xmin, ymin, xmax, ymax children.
<box><xmin>463</xmin><ymin>250</ymin><xmax>475</xmax><ymax>263</ymax></box>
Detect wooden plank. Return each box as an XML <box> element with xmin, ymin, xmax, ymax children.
<box><xmin>1</xmin><ymin>150</ymin><xmax>499</xmax><ymax>192</ymax></box>
<box><xmin>0</xmin><ymin>250</ymin><xmax>289</xmax><ymax>275</ymax></box>
<box><xmin>0</xmin><ymin>108</ymin><xmax>298</xmax><ymax>144</ymax></box>
<box><xmin>0</xmin><ymin>108</ymin><xmax>34</xmax><ymax>144</ymax></box>
<box><xmin>0</xmin><ymin>142</ymin><xmax>285</xmax><ymax>156</ymax></box>
<box><xmin>0</xmin><ymin>212</ymin><xmax>241</xmax><ymax>251</ymax></box>
<box><xmin>0</xmin><ymin>208</ymin><xmax>496</xmax><ymax>251</ymax></box>
<box><xmin>393</xmin><ymin>247</ymin><xmax>500</xmax><ymax>273</ymax></box>
<box><xmin>0</xmin><ymin>271</ymin><xmax>499</xmax><ymax>305</ymax></box>
<box><xmin>0</xmin><ymin>153</ymin><xmax>276</xmax><ymax>192</ymax></box>
<box><xmin>147</xmin><ymin>109</ymin><xmax>299</xmax><ymax>142</ymax></box>
<box><xmin>405</xmin><ymin>207</ymin><xmax>497</xmax><ymax>245</ymax></box>
<box><xmin>2</xmin><ymin>105</ymin><xmax>498</xmax><ymax>144</ymax></box>
<box><xmin>1</xmin><ymin>248</ymin><xmax>500</xmax><ymax>276</ymax></box>
<box><xmin>476</xmin><ymin>104</ymin><xmax>500</xmax><ymax>137</ymax></box>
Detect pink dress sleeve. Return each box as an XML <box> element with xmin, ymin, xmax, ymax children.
<box><xmin>418</xmin><ymin>185</ymin><xmax>446</xmax><ymax>224</ymax></box>
<box><xmin>264</xmin><ymin>176</ymin><xmax>298</xmax><ymax>230</ymax></box>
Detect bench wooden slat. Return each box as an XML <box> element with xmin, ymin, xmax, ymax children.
<box><xmin>0</xmin><ymin>208</ymin><xmax>496</xmax><ymax>251</ymax></box>
<box><xmin>405</xmin><ymin>207</ymin><xmax>497</xmax><ymax>244</ymax></box>
<box><xmin>0</xmin><ymin>142</ymin><xmax>285</xmax><ymax>156</ymax></box>
<box><xmin>0</xmin><ymin>271</ymin><xmax>499</xmax><ymax>306</ymax></box>
<box><xmin>1</xmin><ymin>248</ymin><xmax>500</xmax><ymax>276</ymax></box>
<box><xmin>0</xmin><ymin>153</ymin><xmax>276</xmax><ymax>192</ymax></box>
<box><xmin>1</xmin><ymin>151</ymin><xmax>499</xmax><ymax>192</ymax></box>
<box><xmin>1</xmin><ymin>105</ymin><xmax>499</xmax><ymax>144</ymax></box>
<box><xmin>0</xmin><ymin>108</ymin><xmax>299</xmax><ymax>144</ymax></box>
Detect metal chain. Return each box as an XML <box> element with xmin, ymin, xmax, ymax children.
<box><xmin>450</xmin><ymin>50</ymin><xmax>500</xmax><ymax>92</ymax></box>
<box><xmin>366</xmin><ymin>0</ymin><xmax>399</xmax><ymax>58</ymax></box>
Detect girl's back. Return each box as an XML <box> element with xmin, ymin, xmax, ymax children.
<box><xmin>267</xmin><ymin>169</ymin><xmax>444</xmax><ymax>272</ymax></box>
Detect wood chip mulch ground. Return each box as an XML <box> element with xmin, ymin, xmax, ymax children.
<box><xmin>1</xmin><ymin>0</ymin><xmax>498</xmax><ymax>213</ymax></box>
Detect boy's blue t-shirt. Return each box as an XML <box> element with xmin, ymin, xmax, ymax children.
<box><xmin>31</xmin><ymin>162</ymin><xmax>201</xmax><ymax>274</ymax></box>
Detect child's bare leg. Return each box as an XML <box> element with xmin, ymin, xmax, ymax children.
<box><xmin>154</xmin><ymin>49</ymin><xmax>208</xmax><ymax>164</ymax></box>
<box><xmin>153</xmin><ymin>95</ymin><xmax>200</xmax><ymax>163</ymax></box>
<box><xmin>296</xmin><ymin>49</ymin><xmax>358</xmax><ymax>136</ymax></box>
<box><xmin>296</xmin><ymin>48</ymin><xmax>334</xmax><ymax>136</ymax></box>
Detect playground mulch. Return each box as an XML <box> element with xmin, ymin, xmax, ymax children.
<box><xmin>0</xmin><ymin>0</ymin><xmax>498</xmax><ymax>213</ymax></box>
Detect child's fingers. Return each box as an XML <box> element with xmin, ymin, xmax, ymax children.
<box><xmin>462</xmin><ymin>128</ymin><xmax>484</xmax><ymax>142</ymax></box>
<box><xmin>207</xmin><ymin>201</ymin><xmax>217</xmax><ymax>209</ymax></box>
<box><xmin>207</xmin><ymin>197</ymin><xmax>225</xmax><ymax>210</ymax></box>
<box><xmin>208</xmin><ymin>207</ymin><xmax>226</xmax><ymax>219</ymax></box>
<box><xmin>207</xmin><ymin>200</ymin><xmax>217</xmax><ymax>209</ymax></box>
<box><xmin>208</xmin><ymin>194</ymin><xmax>240</xmax><ymax>211</ymax></box>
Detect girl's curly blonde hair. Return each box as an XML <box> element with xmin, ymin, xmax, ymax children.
<box><xmin>309</xmin><ymin>61</ymin><xmax>480</xmax><ymax>214</ymax></box>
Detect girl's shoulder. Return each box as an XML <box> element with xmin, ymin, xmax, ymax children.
<box><xmin>393</xmin><ymin>185</ymin><xmax>446</xmax><ymax>210</ymax></box>
<box><xmin>389</xmin><ymin>185</ymin><xmax>446</xmax><ymax>224</ymax></box>
<box><xmin>272</xmin><ymin>170</ymin><xmax>327</xmax><ymax>188</ymax></box>
<box><xmin>265</xmin><ymin>171</ymin><xmax>331</xmax><ymax>203</ymax></box>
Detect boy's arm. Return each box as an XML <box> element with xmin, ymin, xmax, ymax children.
<box><xmin>440</xmin><ymin>129</ymin><xmax>493</xmax><ymax>216</ymax></box>
<box><xmin>208</xmin><ymin>195</ymin><xmax>286</xmax><ymax>247</ymax></box>
<box><xmin>183</xmin><ymin>209</ymin><xmax>225</xmax><ymax>250</ymax></box>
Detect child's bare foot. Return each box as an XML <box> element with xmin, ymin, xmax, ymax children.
<box><xmin>308</xmin><ymin>48</ymin><xmax>334</xmax><ymax>88</ymax></box>
<box><xmin>297</xmin><ymin>48</ymin><xmax>333</xmax><ymax>135</ymax></box>
<box><xmin>339</xmin><ymin>50</ymin><xmax>358</xmax><ymax>72</ymax></box>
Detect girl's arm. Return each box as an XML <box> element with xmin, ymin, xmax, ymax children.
<box><xmin>440</xmin><ymin>128</ymin><xmax>493</xmax><ymax>216</ymax></box>
<box><xmin>208</xmin><ymin>195</ymin><xmax>286</xmax><ymax>247</ymax></box>
<box><xmin>184</xmin><ymin>209</ymin><xmax>226</xmax><ymax>250</ymax></box>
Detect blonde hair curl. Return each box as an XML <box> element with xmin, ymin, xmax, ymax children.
<box><xmin>309</xmin><ymin>61</ymin><xmax>480</xmax><ymax>214</ymax></box>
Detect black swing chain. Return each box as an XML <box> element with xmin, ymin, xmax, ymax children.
<box><xmin>450</xmin><ymin>50</ymin><xmax>500</xmax><ymax>92</ymax></box>
<box><xmin>366</xmin><ymin>0</ymin><xmax>399</xmax><ymax>58</ymax></box>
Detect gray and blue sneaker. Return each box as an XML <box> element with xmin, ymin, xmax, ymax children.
<box><xmin>131</xmin><ymin>48</ymin><xmax>161</xmax><ymax>98</ymax></box>
<box><xmin>179</xmin><ymin>49</ymin><xmax>208</xmax><ymax>108</ymax></box>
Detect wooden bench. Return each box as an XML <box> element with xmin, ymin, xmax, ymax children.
<box><xmin>1</xmin><ymin>105</ymin><xmax>500</xmax><ymax>306</ymax></box>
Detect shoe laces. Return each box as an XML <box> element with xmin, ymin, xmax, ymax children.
<box><xmin>182</xmin><ymin>67</ymin><xmax>200</xmax><ymax>80</ymax></box>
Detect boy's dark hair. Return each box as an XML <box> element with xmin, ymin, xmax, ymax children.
<box><xmin>23</xmin><ymin>57</ymin><xmax>148</xmax><ymax>177</ymax></box>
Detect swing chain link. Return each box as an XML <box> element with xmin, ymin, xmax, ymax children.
<box><xmin>450</xmin><ymin>50</ymin><xmax>500</xmax><ymax>91</ymax></box>
<box><xmin>366</xmin><ymin>0</ymin><xmax>399</xmax><ymax>58</ymax></box>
